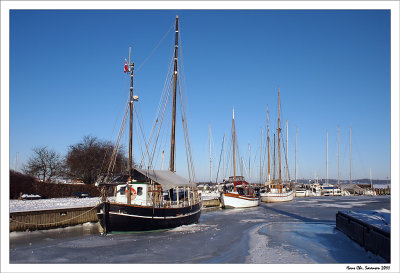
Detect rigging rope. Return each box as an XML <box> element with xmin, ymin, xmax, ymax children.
<box><xmin>140</xmin><ymin>50</ymin><xmax>175</xmax><ymax>168</ymax></box>
<box><xmin>95</xmin><ymin>22</ymin><xmax>174</xmax><ymax>182</ymax></box>
<box><xmin>131</xmin><ymin>24</ymin><xmax>174</xmax><ymax>78</ymax></box>
<box><xmin>105</xmin><ymin>100</ymin><xmax>129</xmax><ymax>179</ymax></box>
<box><xmin>148</xmin><ymin>77</ymin><xmax>173</xmax><ymax>169</ymax></box>
<box><xmin>178</xmin><ymin>35</ymin><xmax>196</xmax><ymax>183</ymax></box>
<box><xmin>215</xmin><ymin>134</ymin><xmax>225</xmax><ymax>183</ymax></box>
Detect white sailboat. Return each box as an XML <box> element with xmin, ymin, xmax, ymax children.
<box><xmin>260</xmin><ymin>89</ymin><xmax>294</xmax><ymax>203</ymax></box>
<box><xmin>220</xmin><ymin>109</ymin><xmax>259</xmax><ymax>208</ymax></box>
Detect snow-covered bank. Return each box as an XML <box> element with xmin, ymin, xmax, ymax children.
<box><xmin>339</xmin><ymin>209</ymin><xmax>390</xmax><ymax>233</ymax></box>
<box><xmin>9</xmin><ymin>197</ymin><xmax>103</xmax><ymax>213</ymax></box>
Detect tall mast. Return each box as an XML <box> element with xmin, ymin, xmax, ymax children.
<box><xmin>169</xmin><ymin>15</ymin><xmax>179</xmax><ymax>172</ymax></box>
<box><xmin>15</xmin><ymin>152</ymin><xmax>19</xmax><ymax>172</ymax></box>
<box><xmin>232</xmin><ymin>108</ymin><xmax>236</xmax><ymax>184</ymax></box>
<box><xmin>273</xmin><ymin>133</ymin><xmax>276</xmax><ymax>180</ymax></box>
<box><xmin>295</xmin><ymin>126</ymin><xmax>297</xmax><ymax>184</ymax></box>
<box><xmin>267</xmin><ymin>105</ymin><xmax>271</xmax><ymax>185</ymax></box>
<box><xmin>161</xmin><ymin>150</ymin><xmax>165</xmax><ymax>170</ymax></box>
<box><xmin>260</xmin><ymin>128</ymin><xmax>263</xmax><ymax>183</ymax></box>
<box><xmin>286</xmin><ymin>119</ymin><xmax>289</xmax><ymax>181</ymax></box>
<box><xmin>248</xmin><ymin>143</ymin><xmax>251</xmax><ymax>182</ymax></box>
<box><xmin>370</xmin><ymin>168</ymin><xmax>373</xmax><ymax>190</ymax></box>
<box><xmin>127</xmin><ymin>47</ymin><xmax>135</xmax><ymax>205</ymax></box>
<box><xmin>350</xmin><ymin>126</ymin><xmax>352</xmax><ymax>184</ymax></box>
<box><xmin>326</xmin><ymin>130</ymin><xmax>328</xmax><ymax>185</ymax></box>
<box><xmin>223</xmin><ymin>133</ymin><xmax>226</xmax><ymax>179</ymax></box>
<box><xmin>278</xmin><ymin>88</ymin><xmax>282</xmax><ymax>183</ymax></box>
<box><xmin>209</xmin><ymin>122</ymin><xmax>212</xmax><ymax>182</ymax></box>
<box><xmin>128</xmin><ymin>47</ymin><xmax>135</xmax><ymax>181</ymax></box>
<box><xmin>337</xmin><ymin>125</ymin><xmax>340</xmax><ymax>186</ymax></box>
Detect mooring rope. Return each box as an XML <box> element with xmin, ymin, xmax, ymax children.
<box><xmin>9</xmin><ymin>204</ymin><xmax>100</xmax><ymax>226</ymax></box>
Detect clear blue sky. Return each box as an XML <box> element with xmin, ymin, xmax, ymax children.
<box><xmin>9</xmin><ymin>9</ymin><xmax>391</xmax><ymax>182</ymax></box>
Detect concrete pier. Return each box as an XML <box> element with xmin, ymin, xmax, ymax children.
<box><xmin>336</xmin><ymin>210</ymin><xmax>390</xmax><ymax>262</ymax></box>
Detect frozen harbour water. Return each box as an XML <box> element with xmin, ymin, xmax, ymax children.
<box><xmin>8</xmin><ymin>196</ymin><xmax>391</xmax><ymax>269</ymax></box>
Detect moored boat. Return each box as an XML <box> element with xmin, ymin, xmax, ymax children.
<box><xmin>220</xmin><ymin>109</ymin><xmax>259</xmax><ymax>208</ymax></box>
<box><xmin>310</xmin><ymin>182</ymin><xmax>322</xmax><ymax>196</ymax></box>
<box><xmin>220</xmin><ymin>176</ymin><xmax>259</xmax><ymax>208</ymax></box>
<box><xmin>96</xmin><ymin>16</ymin><xmax>201</xmax><ymax>233</ymax></box>
<box><xmin>260</xmin><ymin>88</ymin><xmax>294</xmax><ymax>203</ymax></box>
<box><xmin>260</xmin><ymin>182</ymin><xmax>294</xmax><ymax>202</ymax></box>
<box><xmin>294</xmin><ymin>189</ymin><xmax>310</xmax><ymax>197</ymax></box>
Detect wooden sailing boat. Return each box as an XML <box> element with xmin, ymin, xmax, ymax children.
<box><xmin>220</xmin><ymin>108</ymin><xmax>259</xmax><ymax>208</ymax></box>
<box><xmin>260</xmin><ymin>88</ymin><xmax>294</xmax><ymax>203</ymax></box>
<box><xmin>96</xmin><ymin>16</ymin><xmax>201</xmax><ymax>233</ymax></box>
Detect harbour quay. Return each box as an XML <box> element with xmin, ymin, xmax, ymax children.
<box><xmin>336</xmin><ymin>210</ymin><xmax>390</xmax><ymax>262</ymax></box>
<box><xmin>9</xmin><ymin>206</ymin><xmax>98</xmax><ymax>232</ymax></box>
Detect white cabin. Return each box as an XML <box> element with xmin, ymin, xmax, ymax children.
<box><xmin>115</xmin><ymin>182</ymin><xmax>151</xmax><ymax>206</ymax></box>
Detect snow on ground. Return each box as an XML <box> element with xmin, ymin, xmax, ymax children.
<box><xmin>297</xmin><ymin>199</ymin><xmax>377</xmax><ymax>209</ymax></box>
<box><xmin>340</xmin><ymin>209</ymin><xmax>390</xmax><ymax>233</ymax></box>
<box><xmin>167</xmin><ymin>223</ymin><xmax>220</xmax><ymax>234</ymax></box>
<box><xmin>9</xmin><ymin>197</ymin><xmax>104</xmax><ymax>212</ymax></box>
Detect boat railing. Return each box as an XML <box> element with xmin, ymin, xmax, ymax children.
<box><xmin>151</xmin><ymin>195</ymin><xmax>200</xmax><ymax>208</ymax></box>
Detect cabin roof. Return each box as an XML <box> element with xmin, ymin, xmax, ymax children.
<box><xmin>134</xmin><ymin>168</ymin><xmax>192</xmax><ymax>191</ymax></box>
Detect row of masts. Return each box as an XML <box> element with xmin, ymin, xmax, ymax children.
<box><xmin>229</xmin><ymin>89</ymin><xmax>286</xmax><ymax>185</ymax></box>
<box><xmin>210</xmin><ymin>92</ymin><xmax>356</xmax><ymax>186</ymax></box>
<box><xmin>325</xmin><ymin>126</ymin><xmax>352</xmax><ymax>185</ymax></box>
<box><xmin>208</xmin><ymin>89</ymin><xmax>286</xmax><ymax>184</ymax></box>
<box><xmin>128</xmin><ymin>16</ymin><xmax>358</xmax><ymax>186</ymax></box>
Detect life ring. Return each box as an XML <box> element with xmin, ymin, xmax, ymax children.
<box><xmin>125</xmin><ymin>186</ymin><xmax>137</xmax><ymax>199</ymax></box>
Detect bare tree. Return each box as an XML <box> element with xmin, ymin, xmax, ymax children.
<box><xmin>23</xmin><ymin>146</ymin><xmax>63</xmax><ymax>182</ymax></box>
<box><xmin>65</xmin><ymin>135</ymin><xmax>126</xmax><ymax>184</ymax></box>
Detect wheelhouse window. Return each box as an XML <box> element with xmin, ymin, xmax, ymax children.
<box><xmin>119</xmin><ymin>187</ymin><xmax>126</xmax><ymax>195</ymax></box>
<box><xmin>137</xmin><ymin>187</ymin><xmax>143</xmax><ymax>196</ymax></box>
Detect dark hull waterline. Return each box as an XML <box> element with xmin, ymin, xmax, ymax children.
<box><xmin>97</xmin><ymin>202</ymin><xmax>202</xmax><ymax>232</ymax></box>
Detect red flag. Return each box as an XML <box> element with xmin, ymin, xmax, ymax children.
<box><xmin>124</xmin><ymin>59</ymin><xmax>128</xmax><ymax>73</ymax></box>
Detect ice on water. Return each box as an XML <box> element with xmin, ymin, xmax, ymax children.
<box><xmin>8</xmin><ymin>196</ymin><xmax>390</xmax><ymax>265</ymax></box>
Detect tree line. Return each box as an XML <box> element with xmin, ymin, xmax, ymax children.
<box><xmin>22</xmin><ymin>135</ymin><xmax>127</xmax><ymax>184</ymax></box>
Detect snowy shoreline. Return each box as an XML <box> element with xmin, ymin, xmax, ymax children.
<box><xmin>9</xmin><ymin>194</ymin><xmax>222</xmax><ymax>213</ymax></box>
<box><xmin>9</xmin><ymin>197</ymin><xmax>104</xmax><ymax>213</ymax></box>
